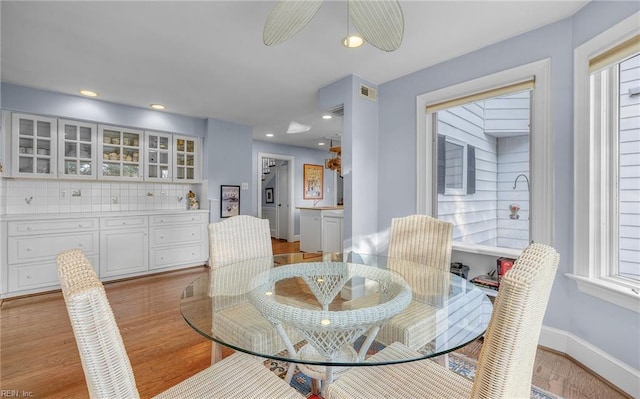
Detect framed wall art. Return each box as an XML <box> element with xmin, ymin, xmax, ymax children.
<box><xmin>220</xmin><ymin>185</ymin><xmax>240</xmax><ymax>218</ymax></box>
<box><xmin>265</xmin><ymin>187</ymin><xmax>274</xmax><ymax>204</ymax></box>
<box><xmin>303</xmin><ymin>163</ymin><xmax>323</xmax><ymax>200</ymax></box>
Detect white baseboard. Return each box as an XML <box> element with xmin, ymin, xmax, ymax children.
<box><xmin>539</xmin><ymin>326</ymin><xmax>640</xmax><ymax>397</ymax></box>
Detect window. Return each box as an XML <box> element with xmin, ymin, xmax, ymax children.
<box><xmin>416</xmin><ymin>59</ymin><xmax>553</xmax><ymax>258</ymax></box>
<box><xmin>437</xmin><ymin>136</ymin><xmax>473</xmax><ymax>196</ymax></box>
<box><xmin>571</xmin><ymin>12</ymin><xmax>640</xmax><ymax>312</ymax></box>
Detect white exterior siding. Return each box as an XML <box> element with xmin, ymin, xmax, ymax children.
<box><xmin>437</xmin><ymin>91</ymin><xmax>530</xmax><ymax>250</ymax></box>
<box><xmin>619</xmin><ymin>54</ymin><xmax>640</xmax><ymax>278</ymax></box>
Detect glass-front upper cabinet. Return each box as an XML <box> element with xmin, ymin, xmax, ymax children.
<box><xmin>98</xmin><ymin>125</ymin><xmax>143</xmax><ymax>181</ymax></box>
<box><xmin>11</xmin><ymin>113</ymin><xmax>57</xmax><ymax>178</ymax></box>
<box><xmin>174</xmin><ymin>135</ymin><xmax>201</xmax><ymax>182</ymax></box>
<box><xmin>58</xmin><ymin>119</ymin><xmax>97</xmax><ymax>179</ymax></box>
<box><xmin>145</xmin><ymin>131</ymin><xmax>172</xmax><ymax>182</ymax></box>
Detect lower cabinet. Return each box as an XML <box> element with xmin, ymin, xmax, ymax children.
<box><xmin>148</xmin><ymin>213</ymin><xmax>207</xmax><ymax>270</ymax></box>
<box><xmin>5</xmin><ymin>218</ymin><xmax>99</xmax><ymax>293</ymax></box>
<box><xmin>100</xmin><ymin>225</ymin><xmax>149</xmax><ymax>278</ymax></box>
<box><xmin>1</xmin><ymin>211</ymin><xmax>209</xmax><ymax>298</ymax></box>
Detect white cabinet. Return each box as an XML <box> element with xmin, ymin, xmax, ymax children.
<box><xmin>300</xmin><ymin>209</ymin><xmax>322</xmax><ymax>252</ymax></box>
<box><xmin>145</xmin><ymin>131</ymin><xmax>173</xmax><ymax>181</ymax></box>
<box><xmin>299</xmin><ymin>208</ymin><xmax>343</xmax><ymax>253</ymax></box>
<box><xmin>99</xmin><ymin>216</ymin><xmax>149</xmax><ymax>277</ymax></box>
<box><xmin>98</xmin><ymin>125</ymin><xmax>144</xmax><ymax>180</ymax></box>
<box><xmin>149</xmin><ymin>212</ymin><xmax>207</xmax><ymax>270</ymax></box>
<box><xmin>11</xmin><ymin>113</ymin><xmax>57</xmax><ymax>178</ymax></box>
<box><xmin>6</xmin><ymin>218</ymin><xmax>99</xmax><ymax>293</ymax></box>
<box><xmin>322</xmin><ymin>215</ymin><xmax>343</xmax><ymax>253</ymax></box>
<box><xmin>58</xmin><ymin>119</ymin><xmax>97</xmax><ymax>179</ymax></box>
<box><xmin>173</xmin><ymin>135</ymin><xmax>201</xmax><ymax>182</ymax></box>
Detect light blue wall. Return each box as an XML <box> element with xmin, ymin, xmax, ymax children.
<box><xmin>1</xmin><ymin>83</ymin><xmax>205</xmax><ymax>136</ymax></box>
<box><xmin>206</xmin><ymin>118</ymin><xmax>253</xmax><ymax>222</ymax></box>
<box><xmin>375</xmin><ymin>1</ymin><xmax>640</xmax><ymax>369</ymax></box>
<box><xmin>252</xmin><ymin>140</ymin><xmax>335</xmax><ymax>236</ymax></box>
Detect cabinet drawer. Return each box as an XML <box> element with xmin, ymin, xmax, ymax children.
<box><xmin>100</xmin><ymin>216</ymin><xmax>148</xmax><ymax>230</ymax></box>
<box><xmin>8</xmin><ymin>232</ymin><xmax>98</xmax><ymax>264</ymax></box>
<box><xmin>150</xmin><ymin>224</ymin><xmax>204</xmax><ymax>247</ymax></box>
<box><xmin>8</xmin><ymin>218</ymin><xmax>98</xmax><ymax>236</ymax></box>
<box><xmin>150</xmin><ymin>244</ymin><xmax>206</xmax><ymax>269</ymax></box>
<box><xmin>150</xmin><ymin>213</ymin><xmax>206</xmax><ymax>226</ymax></box>
<box><xmin>8</xmin><ymin>255</ymin><xmax>99</xmax><ymax>292</ymax></box>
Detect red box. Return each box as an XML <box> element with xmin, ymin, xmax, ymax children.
<box><xmin>497</xmin><ymin>257</ymin><xmax>515</xmax><ymax>283</ymax></box>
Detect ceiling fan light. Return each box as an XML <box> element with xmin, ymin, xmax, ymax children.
<box><xmin>342</xmin><ymin>34</ymin><xmax>364</xmax><ymax>48</ymax></box>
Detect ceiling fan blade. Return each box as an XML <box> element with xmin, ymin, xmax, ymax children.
<box><xmin>349</xmin><ymin>0</ymin><xmax>404</xmax><ymax>52</ymax></box>
<box><xmin>263</xmin><ymin>0</ymin><xmax>323</xmax><ymax>46</ymax></box>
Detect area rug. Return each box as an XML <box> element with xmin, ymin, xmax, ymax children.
<box><xmin>263</xmin><ymin>343</ymin><xmax>562</xmax><ymax>399</ymax></box>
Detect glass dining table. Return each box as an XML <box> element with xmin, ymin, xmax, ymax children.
<box><xmin>180</xmin><ymin>252</ymin><xmax>492</xmax><ymax>394</ymax></box>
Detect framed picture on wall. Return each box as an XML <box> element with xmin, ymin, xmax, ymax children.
<box><xmin>265</xmin><ymin>187</ymin><xmax>274</xmax><ymax>204</ymax></box>
<box><xmin>303</xmin><ymin>164</ymin><xmax>323</xmax><ymax>200</ymax></box>
<box><xmin>220</xmin><ymin>185</ymin><xmax>240</xmax><ymax>218</ymax></box>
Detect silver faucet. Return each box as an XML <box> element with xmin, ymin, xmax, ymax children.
<box><xmin>513</xmin><ymin>174</ymin><xmax>530</xmax><ymax>191</ymax></box>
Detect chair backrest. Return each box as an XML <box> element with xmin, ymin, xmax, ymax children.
<box><xmin>388</xmin><ymin>214</ymin><xmax>453</xmax><ymax>271</ymax></box>
<box><xmin>56</xmin><ymin>249</ymin><xmax>140</xmax><ymax>399</ymax></box>
<box><xmin>470</xmin><ymin>243</ymin><xmax>560</xmax><ymax>399</ymax></box>
<box><xmin>208</xmin><ymin>215</ymin><xmax>273</xmax><ymax>269</ymax></box>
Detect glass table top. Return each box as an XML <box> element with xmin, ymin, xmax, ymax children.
<box><xmin>180</xmin><ymin>252</ymin><xmax>492</xmax><ymax>367</ymax></box>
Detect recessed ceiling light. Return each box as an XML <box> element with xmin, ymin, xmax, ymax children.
<box><xmin>318</xmin><ymin>142</ymin><xmax>325</xmax><ymax>146</ymax></box>
<box><xmin>150</xmin><ymin>104</ymin><xmax>166</xmax><ymax>110</ymax></box>
<box><xmin>79</xmin><ymin>90</ymin><xmax>98</xmax><ymax>97</ymax></box>
<box><xmin>266</xmin><ymin>133</ymin><xmax>274</xmax><ymax>137</ymax></box>
<box><xmin>322</xmin><ymin>114</ymin><xmax>332</xmax><ymax>120</ymax></box>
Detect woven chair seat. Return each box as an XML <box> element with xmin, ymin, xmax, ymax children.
<box><xmin>343</xmin><ymin>294</ymin><xmax>438</xmax><ymax>350</ymax></box>
<box><xmin>214</xmin><ymin>302</ymin><xmax>300</xmax><ymax>355</ymax></box>
<box><xmin>154</xmin><ymin>352</ymin><xmax>302</xmax><ymax>399</ymax></box>
<box><xmin>325</xmin><ymin>342</ymin><xmax>472</xmax><ymax>399</ymax></box>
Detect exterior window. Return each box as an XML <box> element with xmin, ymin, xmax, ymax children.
<box><xmin>416</xmin><ymin>59</ymin><xmax>553</xmax><ymax>259</ymax></box>
<box><xmin>434</xmin><ymin>90</ymin><xmax>531</xmax><ymax>250</ymax></box>
<box><xmin>571</xmin><ymin>13</ymin><xmax>640</xmax><ymax>312</ymax></box>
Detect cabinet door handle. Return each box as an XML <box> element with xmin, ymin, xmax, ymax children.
<box><xmin>26</xmin><ymin>248</ymin><xmax>32</xmax><ymax>252</ymax></box>
<box><xmin>26</xmin><ymin>227</ymin><xmax>31</xmax><ymax>231</ymax></box>
<box><xmin>78</xmin><ymin>243</ymin><xmax>83</xmax><ymax>247</ymax></box>
<box><xmin>122</xmin><ymin>222</ymin><xmax>126</xmax><ymax>225</ymax></box>
<box><xmin>160</xmin><ymin>236</ymin><xmax>164</xmax><ymax>239</ymax></box>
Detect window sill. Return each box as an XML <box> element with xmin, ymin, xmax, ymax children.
<box><xmin>452</xmin><ymin>241</ymin><xmax>522</xmax><ymax>259</ymax></box>
<box><xmin>566</xmin><ymin>273</ymin><xmax>640</xmax><ymax>313</ymax></box>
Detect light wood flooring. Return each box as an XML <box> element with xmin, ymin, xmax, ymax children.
<box><xmin>0</xmin><ymin>239</ymin><xmax>629</xmax><ymax>398</ymax></box>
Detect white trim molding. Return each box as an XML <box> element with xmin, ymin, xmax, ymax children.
<box><xmin>572</xmin><ymin>11</ymin><xmax>640</xmax><ymax>312</ymax></box>
<box><xmin>416</xmin><ymin>58</ymin><xmax>554</xmax><ymax>248</ymax></box>
<box><xmin>540</xmin><ymin>325</ymin><xmax>640</xmax><ymax>398</ymax></box>
<box><xmin>256</xmin><ymin>152</ymin><xmax>295</xmax><ymax>242</ymax></box>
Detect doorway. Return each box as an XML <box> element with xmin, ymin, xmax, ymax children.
<box><xmin>257</xmin><ymin>152</ymin><xmax>295</xmax><ymax>242</ymax></box>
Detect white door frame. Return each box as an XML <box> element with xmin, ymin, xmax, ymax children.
<box><xmin>257</xmin><ymin>152</ymin><xmax>295</xmax><ymax>242</ymax></box>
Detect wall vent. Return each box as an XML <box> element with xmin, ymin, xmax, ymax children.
<box><xmin>360</xmin><ymin>84</ymin><xmax>377</xmax><ymax>101</ymax></box>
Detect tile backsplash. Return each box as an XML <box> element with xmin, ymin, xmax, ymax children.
<box><xmin>0</xmin><ymin>179</ymin><xmax>206</xmax><ymax>214</ymax></box>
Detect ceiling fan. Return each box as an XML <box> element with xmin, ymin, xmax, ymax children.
<box><xmin>263</xmin><ymin>0</ymin><xmax>404</xmax><ymax>52</ymax></box>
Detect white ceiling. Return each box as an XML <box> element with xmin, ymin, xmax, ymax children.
<box><xmin>1</xmin><ymin>1</ymin><xmax>588</xmax><ymax>149</ymax></box>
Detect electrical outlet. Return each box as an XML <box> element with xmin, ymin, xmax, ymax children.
<box><xmin>60</xmin><ymin>190</ymin><xmax>67</xmax><ymax>198</ymax></box>
<box><xmin>241</xmin><ymin>182</ymin><xmax>249</xmax><ymax>190</ymax></box>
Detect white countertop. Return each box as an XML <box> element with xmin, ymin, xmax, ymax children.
<box><xmin>0</xmin><ymin>209</ymin><xmax>210</xmax><ymax>221</ymax></box>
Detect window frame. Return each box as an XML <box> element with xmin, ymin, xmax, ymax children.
<box><xmin>416</xmin><ymin>59</ymin><xmax>553</xmax><ymax>258</ymax></box>
<box><xmin>443</xmin><ymin>136</ymin><xmax>467</xmax><ymax>196</ymax></box>
<box><xmin>570</xmin><ymin>12</ymin><xmax>640</xmax><ymax>313</ymax></box>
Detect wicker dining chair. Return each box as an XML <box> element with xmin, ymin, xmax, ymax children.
<box><xmin>344</xmin><ymin>214</ymin><xmax>454</xmax><ymax>350</ymax></box>
<box><xmin>56</xmin><ymin>248</ymin><xmax>303</xmax><ymax>399</ymax></box>
<box><xmin>325</xmin><ymin>242</ymin><xmax>560</xmax><ymax>399</ymax></box>
<box><xmin>208</xmin><ymin>215</ymin><xmax>299</xmax><ymax>363</ymax></box>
